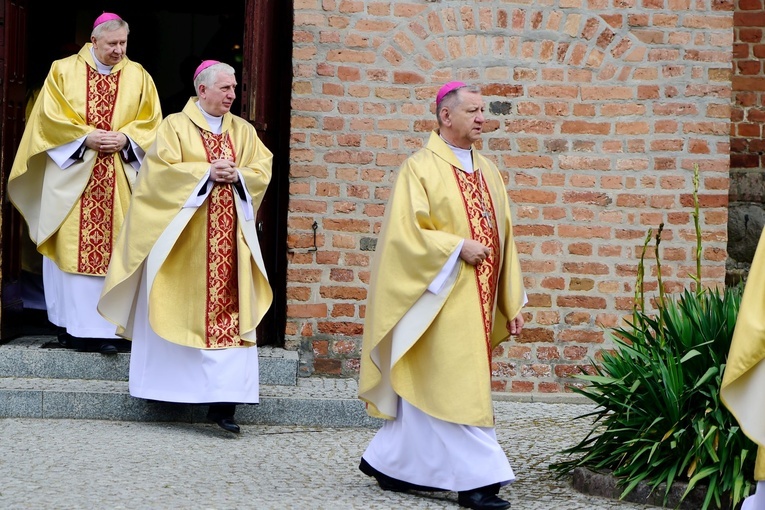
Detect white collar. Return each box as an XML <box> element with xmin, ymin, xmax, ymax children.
<box><xmin>196</xmin><ymin>101</ymin><xmax>223</xmax><ymax>134</ymax></box>
<box><xmin>440</xmin><ymin>134</ymin><xmax>474</xmax><ymax>173</ymax></box>
<box><xmin>89</xmin><ymin>47</ymin><xmax>114</xmax><ymax>75</ymax></box>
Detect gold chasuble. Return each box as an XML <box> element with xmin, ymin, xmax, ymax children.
<box><xmin>8</xmin><ymin>44</ymin><xmax>162</xmax><ymax>275</ymax></box>
<box><xmin>722</xmin><ymin>229</ymin><xmax>765</xmax><ymax>479</ymax></box>
<box><xmin>358</xmin><ymin>131</ymin><xmax>525</xmax><ymax>428</ymax></box>
<box><xmin>98</xmin><ymin>98</ymin><xmax>273</xmax><ymax>350</ymax></box>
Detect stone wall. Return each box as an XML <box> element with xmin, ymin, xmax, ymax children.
<box><xmin>287</xmin><ymin>0</ymin><xmax>732</xmax><ymax>394</ymax></box>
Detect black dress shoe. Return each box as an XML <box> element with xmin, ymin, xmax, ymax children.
<box><xmin>69</xmin><ymin>337</ymin><xmax>119</xmax><ymax>354</ymax></box>
<box><xmin>211</xmin><ymin>417</ymin><xmax>240</xmax><ymax>433</ymax></box>
<box><xmin>359</xmin><ymin>458</ymin><xmax>445</xmax><ymax>493</ymax></box>
<box><xmin>113</xmin><ymin>339</ymin><xmax>132</xmax><ymax>353</ymax></box>
<box><xmin>207</xmin><ymin>405</ymin><xmax>240</xmax><ymax>433</ymax></box>
<box><xmin>98</xmin><ymin>342</ymin><xmax>118</xmax><ymax>355</ymax></box>
<box><xmin>458</xmin><ymin>485</ymin><xmax>511</xmax><ymax>510</ymax></box>
<box><xmin>57</xmin><ymin>332</ymin><xmax>73</xmax><ymax>348</ymax></box>
<box><xmin>69</xmin><ymin>335</ymin><xmax>88</xmax><ymax>351</ymax></box>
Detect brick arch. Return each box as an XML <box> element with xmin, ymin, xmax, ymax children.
<box><xmin>376</xmin><ymin>5</ymin><xmax>648</xmax><ymax>94</ymax></box>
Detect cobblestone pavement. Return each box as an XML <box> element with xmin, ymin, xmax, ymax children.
<box><xmin>0</xmin><ymin>401</ymin><xmax>656</xmax><ymax>509</ymax></box>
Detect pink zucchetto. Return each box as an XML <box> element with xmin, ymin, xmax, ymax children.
<box><xmin>93</xmin><ymin>12</ymin><xmax>122</xmax><ymax>29</ymax></box>
<box><xmin>194</xmin><ymin>60</ymin><xmax>221</xmax><ymax>80</ymax></box>
<box><xmin>436</xmin><ymin>81</ymin><xmax>467</xmax><ymax>104</ymax></box>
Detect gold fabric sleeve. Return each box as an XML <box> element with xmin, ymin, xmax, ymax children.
<box><xmin>722</xmin><ymin>227</ymin><xmax>765</xmax><ymax>465</ymax></box>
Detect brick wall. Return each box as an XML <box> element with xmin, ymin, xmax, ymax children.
<box><xmin>731</xmin><ymin>0</ymin><xmax>764</xmax><ymax>184</ymax></box>
<box><xmin>729</xmin><ymin>0</ymin><xmax>765</xmax><ymax>273</ymax></box>
<box><xmin>287</xmin><ymin>0</ymin><xmax>733</xmax><ymax>394</ymax></box>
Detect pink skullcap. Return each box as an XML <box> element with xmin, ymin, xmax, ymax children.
<box><xmin>194</xmin><ymin>60</ymin><xmax>221</xmax><ymax>80</ymax></box>
<box><xmin>93</xmin><ymin>12</ymin><xmax>122</xmax><ymax>29</ymax></box>
<box><xmin>436</xmin><ymin>81</ymin><xmax>466</xmax><ymax>104</ymax></box>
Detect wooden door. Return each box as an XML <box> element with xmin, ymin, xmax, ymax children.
<box><xmin>242</xmin><ymin>0</ymin><xmax>291</xmax><ymax>346</ymax></box>
<box><xmin>0</xmin><ymin>0</ymin><xmax>28</xmax><ymax>340</ymax></box>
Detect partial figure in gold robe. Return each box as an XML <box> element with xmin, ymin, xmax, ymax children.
<box><xmin>722</xmin><ymin>228</ymin><xmax>765</xmax><ymax>509</ymax></box>
<box><xmin>7</xmin><ymin>12</ymin><xmax>162</xmax><ymax>354</ymax></box>
<box><xmin>357</xmin><ymin>82</ymin><xmax>526</xmax><ymax>510</ymax></box>
<box><xmin>98</xmin><ymin>61</ymin><xmax>273</xmax><ymax>435</ymax></box>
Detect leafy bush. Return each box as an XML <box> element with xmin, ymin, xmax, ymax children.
<box><xmin>549</xmin><ymin>165</ymin><xmax>756</xmax><ymax>509</ymax></box>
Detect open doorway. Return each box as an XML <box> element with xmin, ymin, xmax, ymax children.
<box><xmin>1</xmin><ymin>0</ymin><xmax>291</xmax><ymax>346</ymax></box>
<box><xmin>27</xmin><ymin>2</ymin><xmax>248</xmax><ymax>125</ymax></box>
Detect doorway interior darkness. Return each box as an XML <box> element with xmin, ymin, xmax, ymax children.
<box><xmin>10</xmin><ymin>1</ymin><xmax>290</xmax><ymax>346</ymax></box>
<box><xmin>27</xmin><ymin>2</ymin><xmax>247</xmax><ymax>114</ymax></box>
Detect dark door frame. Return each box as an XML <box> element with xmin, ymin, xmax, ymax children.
<box><xmin>243</xmin><ymin>0</ymin><xmax>292</xmax><ymax>347</ymax></box>
<box><xmin>0</xmin><ymin>0</ymin><xmax>28</xmax><ymax>339</ymax></box>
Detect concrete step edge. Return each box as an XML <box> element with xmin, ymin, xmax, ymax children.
<box><xmin>0</xmin><ymin>337</ymin><xmax>299</xmax><ymax>386</ymax></box>
<box><xmin>0</xmin><ymin>376</ymin><xmax>379</xmax><ymax>428</ymax></box>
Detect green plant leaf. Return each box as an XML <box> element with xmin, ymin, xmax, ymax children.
<box><xmin>548</xmin><ymin>270</ymin><xmax>753</xmax><ymax>509</ymax></box>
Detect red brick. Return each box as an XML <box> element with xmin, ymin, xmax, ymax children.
<box><xmin>288</xmin><ymin>304</ymin><xmax>328</xmax><ymax>319</ymax></box>
<box><xmin>561</xmin><ymin>121</ymin><xmax>611</xmax><ymax>135</ymax></box>
<box><xmin>511</xmin><ymin>381</ymin><xmax>534</xmax><ymax>393</ymax></box>
<box><xmin>556</xmin><ymin>296</ymin><xmax>608</xmax><ymax>309</ymax></box>
<box><xmin>317</xmin><ymin>321</ymin><xmax>364</xmax><ymax>336</ymax></box>
<box><xmin>314</xmin><ymin>359</ymin><xmax>343</xmax><ymax>376</ymax></box>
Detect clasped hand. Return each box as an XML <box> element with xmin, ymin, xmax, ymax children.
<box><xmin>211</xmin><ymin>159</ymin><xmax>239</xmax><ymax>184</ymax></box>
<box><xmin>85</xmin><ymin>129</ymin><xmax>127</xmax><ymax>154</ymax></box>
<box><xmin>460</xmin><ymin>238</ymin><xmax>490</xmax><ymax>266</ymax></box>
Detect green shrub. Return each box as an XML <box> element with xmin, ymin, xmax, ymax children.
<box><xmin>549</xmin><ymin>284</ymin><xmax>753</xmax><ymax>509</ymax></box>
<box><xmin>549</xmin><ymin>165</ymin><xmax>756</xmax><ymax>509</ymax></box>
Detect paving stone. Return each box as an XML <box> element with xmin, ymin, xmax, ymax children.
<box><xmin>0</xmin><ymin>337</ymin><xmax>661</xmax><ymax>508</ymax></box>
<box><xmin>0</xmin><ymin>401</ymin><xmax>657</xmax><ymax>509</ymax></box>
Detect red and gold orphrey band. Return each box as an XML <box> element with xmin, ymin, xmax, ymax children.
<box><xmin>199</xmin><ymin>129</ymin><xmax>243</xmax><ymax>349</ymax></box>
<box><xmin>453</xmin><ymin>167</ymin><xmax>501</xmax><ymax>365</ymax></box>
<box><xmin>78</xmin><ymin>67</ymin><xmax>119</xmax><ymax>275</ymax></box>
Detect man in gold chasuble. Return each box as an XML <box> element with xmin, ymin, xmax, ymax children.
<box><xmin>8</xmin><ymin>13</ymin><xmax>162</xmax><ymax>355</ymax></box>
<box><xmin>722</xmin><ymin>227</ymin><xmax>765</xmax><ymax>509</ymax></box>
<box><xmin>357</xmin><ymin>82</ymin><xmax>526</xmax><ymax>510</ymax></box>
<box><xmin>98</xmin><ymin>61</ymin><xmax>273</xmax><ymax>434</ymax></box>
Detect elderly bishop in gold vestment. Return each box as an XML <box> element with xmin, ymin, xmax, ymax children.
<box><xmin>358</xmin><ymin>82</ymin><xmax>526</xmax><ymax>510</ymax></box>
<box><xmin>8</xmin><ymin>13</ymin><xmax>162</xmax><ymax>355</ymax></box>
<box><xmin>98</xmin><ymin>61</ymin><xmax>273</xmax><ymax>434</ymax></box>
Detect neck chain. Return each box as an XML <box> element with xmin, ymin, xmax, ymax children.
<box><xmin>475</xmin><ymin>167</ymin><xmax>494</xmax><ymax>230</ymax></box>
<box><xmin>442</xmin><ymin>134</ymin><xmax>494</xmax><ymax>229</ymax></box>
<box><xmin>452</xmin><ymin>164</ymin><xmax>494</xmax><ymax>230</ymax></box>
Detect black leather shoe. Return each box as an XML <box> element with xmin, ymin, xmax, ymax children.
<box><xmin>98</xmin><ymin>342</ymin><xmax>118</xmax><ymax>355</ymax></box>
<box><xmin>207</xmin><ymin>406</ymin><xmax>240</xmax><ymax>433</ymax></box>
<box><xmin>359</xmin><ymin>458</ymin><xmax>445</xmax><ymax>493</ymax></box>
<box><xmin>212</xmin><ymin>417</ymin><xmax>240</xmax><ymax>433</ymax></box>
<box><xmin>69</xmin><ymin>336</ymin><xmax>88</xmax><ymax>351</ymax></box>
<box><xmin>57</xmin><ymin>332</ymin><xmax>73</xmax><ymax>348</ymax></box>
<box><xmin>105</xmin><ymin>338</ymin><xmax>132</xmax><ymax>353</ymax></box>
<box><xmin>458</xmin><ymin>486</ymin><xmax>511</xmax><ymax>510</ymax></box>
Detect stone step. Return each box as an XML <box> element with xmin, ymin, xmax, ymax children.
<box><xmin>0</xmin><ymin>376</ymin><xmax>380</xmax><ymax>428</ymax></box>
<box><xmin>0</xmin><ymin>336</ymin><xmax>378</xmax><ymax>428</ymax></box>
<box><xmin>0</xmin><ymin>335</ymin><xmax>298</xmax><ymax>386</ymax></box>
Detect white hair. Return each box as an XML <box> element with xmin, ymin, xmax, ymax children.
<box><xmin>91</xmin><ymin>19</ymin><xmax>130</xmax><ymax>40</ymax></box>
<box><xmin>194</xmin><ymin>63</ymin><xmax>236</xmax><ymax>94</ymax></box>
